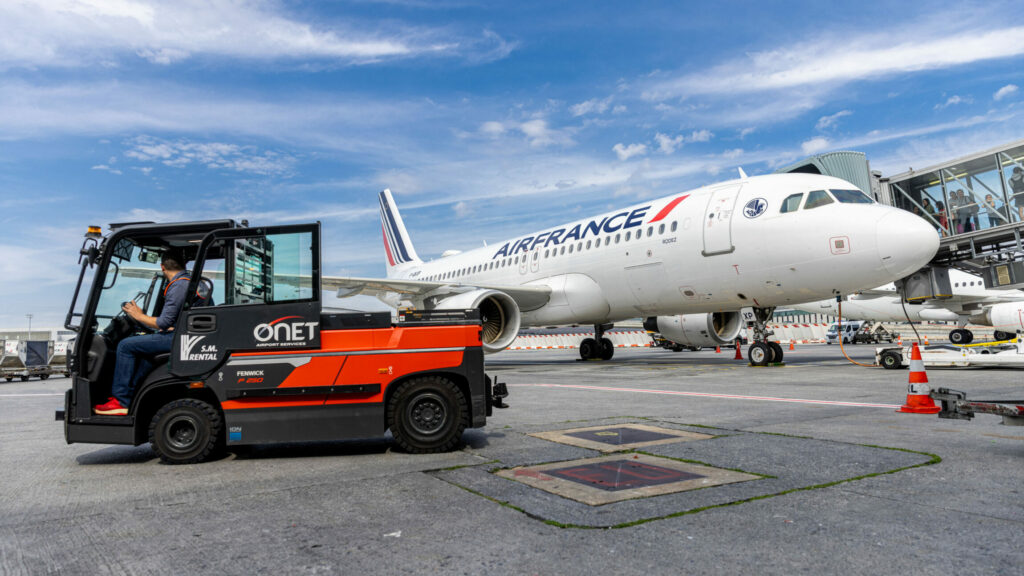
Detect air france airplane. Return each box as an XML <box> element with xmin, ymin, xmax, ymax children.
<box><xmin>327</xmin><ymin>172</ymin><xmax>939</xmax><ymax>365</ymax></box>
<box><xmin>796</xmin><ymin>269</ymin><xmax>1024</xmax><ymax>344</ymax></box>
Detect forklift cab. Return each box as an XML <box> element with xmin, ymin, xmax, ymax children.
<box><xmin>64</xmin><ymin>220</ymin><xmax>321</xmax><ymax>435</ymax></box>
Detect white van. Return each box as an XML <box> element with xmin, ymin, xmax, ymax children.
<box><xmin>826</xmin><ymin>321</ymin><xmax>864</xmax><ymax>344</ymax></box>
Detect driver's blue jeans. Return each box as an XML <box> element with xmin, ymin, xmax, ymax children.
<box><xmin>110</xmin><ymin>332</ymin><xmax>174</xmax><ymax>407</ymax></box>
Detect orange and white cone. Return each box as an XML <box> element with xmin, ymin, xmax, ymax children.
<box><xmin>734</xmin><ymin>340</ymin><xmax>743</xmax><ymax>360</ymax></box>
<box><xmin>897</xmin><ymin>342</ymin><xmax>940</xmax><ymax>414</ymax></box>
<box><xmin>923</xmin><ymin>335</ymin><xmax>929</xmax><ymax>346</ymax></box>
<box><xmin>715</xmin><ymin>345</ymin><xmax>721</xmax><ymax>353</ymax></box>
<box><xmin>897</xmin><ymin>335</ymin><xmax>903</xmax><ymax>346</ymax></box>
<box><xmin>788</xmin><ymin>340</ymin><xmax>795</xmax><ymax>351</ymax></box>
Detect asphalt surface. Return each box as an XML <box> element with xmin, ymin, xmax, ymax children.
<box><xmin>1</xmin><ymin>344</ymin><xmax>1022</xmax><ymax>575</ymax></box>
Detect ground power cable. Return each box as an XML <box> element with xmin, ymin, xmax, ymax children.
<box><xmin>836</xmin><ymin>298</ymin><xmax>879</xmax><ymax>367</ymax></box>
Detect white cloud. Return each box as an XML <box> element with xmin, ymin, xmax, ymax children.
<box><xmin>518</xmin><ymin>118</ymin><xmax>571</xmax><ymax>147</ymax></box>
<box><xmin>801</xmin><ymin>137</ymin><xmax>830</xmax><ymax>154</ymax></box>
<box><xmin>613</xmin><ymin>142</ymin><xmax>648</xmax><ymax>161</ymax></box>
<box><xmin>479</xmin><ymin>121</ymin><xmax>507</xmax><ymax>137</ymax></box>
<box><xmin>453</xmin><ymin>201</ymin><xmax>472</xmax><ymax>218</ymax></box>
<box><xmin>738</xmin><ymin>127</ymin><xmax>756</xmax><ymax>139</ymax></box>
<box><xmin>646</xmin><ymin>25</ymin><xmax>1024</xmax><ymax>98</ymax></box>
<box><xmin>570</xmin><ymin>96</ymin><xmax>613</xmax><ymax>117</ymax></box>
<box><xmin>655</xmin><ymin>133</ymin><xmax>685</xmax><ymax>155</ymax></box>
<box><xmin>0</xmin><ymin>0</ymin><xmax>512</xmax><ymax>69</ymax></box>
<box><xmin>994</xmin><ymin>84</ymin><xmax>1019</xmax><ymax>101</ymax></box>
<box><xmin>934</xmin><ymin>95</ymin><xmax>971</xmax><ymax>110</ymax></box>
<box><xmin>123</xmin><ymin>136</ymin><xmax>296</xmax><ymax>175</ymax></box>
<box><xmin>90</xmin><ymin>164</ymin><xmax>122</xmax><ymax>175</ymax></box>
<box><xmin>688</xmin><ymin>129</ymin><xmax>713</xmax><ymax>143</ymax></box>
<box><xmin>816</xmin><ymin>110</ymin><xmax>852</xmax><ymax>130</ymax></box>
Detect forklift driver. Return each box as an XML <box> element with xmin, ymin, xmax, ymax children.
<box><xmin>93</xmin><ymin>250</ymin><xmax>190</xmax><ymax>416</ymax></box>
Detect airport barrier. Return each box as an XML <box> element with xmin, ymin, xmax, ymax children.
<box><xmin>508</xmin><ymin>329</ymin><xmax>652</xmax><ymax>350</ymax></box>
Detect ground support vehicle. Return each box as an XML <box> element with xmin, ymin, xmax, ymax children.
<box><xmin>851</xmin><ymin>322</ymin><xmax>898</xmax><ymax>345</ymax></box>
<box><xmin>930</xmin><ymin>388</ymin><xmax>1024</xmax><ymax>425</ymax></box>
<box><xmin>876</xmin><ymin>337</ymin><xmax>1024</xmax><ymax>369</ymax></box>
<box><xmin>647</xmin><ymin>332</ymin><xmax>703</xmax><ymax>352</ymax></box>
<box><xmin>57</xmin><ymin>220</ymin><xmax>508</xmax><ymax>464</ymax></box>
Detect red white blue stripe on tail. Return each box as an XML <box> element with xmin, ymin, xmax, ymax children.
<box><xmin>379</xmin><ymin>189</ymin><xmax>421</xmax><ymax>275</ymax></box>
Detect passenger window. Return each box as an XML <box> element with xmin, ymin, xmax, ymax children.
<box><xmin>569</xmin><ymin>244</ymin><xmax>574</xmax><ymax>254</ymax></box>
<box><xmin>671</xmin><ymin>221</ymin><xmax>677</xmax><ymax>232</ymax></box>
<box><xmin>781</xmin><ymin>193</ymin><xmax>804</xmax><ymax>213</ymax></box>
<box><xmin>804</xmin><ymin>190</ymin><xmax>834</xmax><ymax>210</ymax></box>
<box><xmin>658</xmin><ymin>223</ymin><xmax>665</xmax><ymax>234</ymax></box>
<box><xmin>615</xmin><ymin>233</ymin><xmax>620</xmax><ymax>243</ymax></box>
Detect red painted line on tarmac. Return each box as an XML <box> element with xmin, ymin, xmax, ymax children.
<box><xmin>510</xmin><ymin>383</ymin><xmax>902</xmax><ymax>409</ymax></box>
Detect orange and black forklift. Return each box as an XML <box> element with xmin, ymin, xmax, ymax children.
<box><xmin>58</xmin><ymin>220</ymin><xmax>507</xmax><ymax>463</ymax></box>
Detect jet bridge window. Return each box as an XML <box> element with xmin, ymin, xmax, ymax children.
<box><xmin>830</xmin><ymin>189</ymin><xmax>873</xmax><ymax>204</ymax></box>
<box><xmin>804</xmin><ymin>190</ymin><xmax>834</xmax><ymax>210</ymax></box>
<box><xmin>780</xmin><ymin>193</ymin><xmax>803</xmax><ymax>213</ymax></box>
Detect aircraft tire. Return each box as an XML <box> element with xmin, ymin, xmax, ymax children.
<box><xmin>768</xmin><ymin>342</ymin><xmax>784</xmax><ymax>364</ymax></box>
<box><xmin>579</xmin><ymin>338</ymin><xmax>599</xmax><ymax>360</ymax></box>
<box><xmin>748</xmin><ymin>342</ymin><xmax>770</xmax><ymax>366</ymax></box>
<box><xmin>993</xmin><ymin>330</ymin><xmax>1013</xmax><ymax>341</ymax></box>
<box><xmin>599</xmin><ymin>338</ymin><xmax>614</xmax><ymax>360</ymax></box>
<box><xmin>950</xmin><ymin>329</ymin><xmax>973</xmax><ymax>345</ymax></box>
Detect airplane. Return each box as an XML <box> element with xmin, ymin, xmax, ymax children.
<box><xmin>794</xmin><ymin>269</ymin><xmax>1024</xmax><ymax>344</ymax></box>
<box><xmin>327</xmin><ymin>172</ymin><xmax>940</xmax><ymax>366</ymax></box>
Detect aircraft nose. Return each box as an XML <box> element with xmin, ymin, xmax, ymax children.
<box><xmin>875</xmin><ymin>209</ymin><xmax>939</xmax><ymax>277</ymax></box>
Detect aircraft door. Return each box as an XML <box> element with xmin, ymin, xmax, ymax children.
<box><xmin>702</xmin><ymin>184</ymin><xmax>742</xmax><ymax>256</ymax></box>
<box><xmin>530</xmin><ymin>248</ymin><xmax>540</xmax><ymax>274</ymax></box>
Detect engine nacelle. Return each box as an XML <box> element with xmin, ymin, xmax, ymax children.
<box><xmin>643</xmin><ymin>312</ymin><xmax>743</xmax><ymax>347</ymax></box>
<box><xmin>970</xmin><ymin>301</ymin><xmax>1024</xmax><ymax>332</ymax></box>
<box><xmin>432</xmin><ymin>289</ymin><xmax>521</xmax><ymax>354</ymax></box>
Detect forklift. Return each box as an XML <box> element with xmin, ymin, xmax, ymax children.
<box><xmin>58</xmin><ymin>220</ymin><xmax>507</xmax><ymax>464</ymax></box>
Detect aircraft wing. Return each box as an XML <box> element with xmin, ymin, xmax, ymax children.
<box><xmin>323</xmin><ymin>276</ymin><xmax>552</xmax><ymax>311</ymax></box>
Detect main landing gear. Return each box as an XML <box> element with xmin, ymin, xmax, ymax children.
<box><xmin>579</xmin><ymin>323</ymin><xmax>615</xmax><ymax>361</ymax></box>
<box><xmin>746</xmin><ymin>307</ymin><xmax>783</xmax><ymax>367</ymax></box>
<box><xmin>949</xmin><ymin>328</ymin><xmax>974</xmax><ymax>345</ymax></box>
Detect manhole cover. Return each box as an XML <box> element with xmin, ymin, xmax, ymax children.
<box><xmin>565</xmin><ymin>427</ymin><xmax>681</xmax><ymax>446</ymax></box>
<box><xmin>531</xmin><ymin>423</ymin><xmax>713</xmax><ymax>452</ymax></box>
<box><xmin>497</xmin><ymin>453</ymin><xmax>761</xmax><ymax>506</ymax></box>
<box><xmin>546</xmin><ymin>459</ymin><xmax>705</xmax><ymax>491</ymax></box>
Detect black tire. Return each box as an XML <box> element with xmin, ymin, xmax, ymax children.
<box><xmin>20</xmin><ymin>375</ymin><xmax>29</xmax><ymax>381</ymax></box>
<box><xmin>579</xmin><ymin>338</ymin><xmax>599</xmax><ymax>360</ymax></box>
<box><xmin>388</xmin><ymin>376</ymin><xmax>467</xmax><ymax>453</ymax></box>
<box><xmin>880</xmin><ymin>351</ymin><xmax>903</xmax><ymax>370</ymax></box>
<box><xmin>40</xmin><ymin>374</ymin><xmax>49</xmax><ymax>380</ymax></box>
<box><xmin>993</xmin><ymin>331</ymin><xmax>1013</xmax><ymax>341</ymax></box>
<box><xmin>748</xmin><ymin>342</ymin><xmax>769</xmax><ymax>366</ymax></box>
<box><xmin>950</xmin><ymin>329</ymin><xmax>973</xmax><ymax>345</ymax></box>
<box><xmin>599</xmin><ymin>337</ymin><xmax>615</xmax><ymax>360</ymax></box>
<box><xmin>670</xmin><ymin>345</ymin><xmax>684</xmax><ymax>352</ymax></box>
<box><xmin>768</xmin><ymin>342</ymin><xmax>784</xmax><ymax>364</ymax></box>
<box><xmin>149</xmin><ymin>398</ymin><xmax>223</xmax><ymax>465</ymax></box>
<box><xmin>5</xmin><ymin>377</ymin><xmax>12</xmax><ymax>382</ymax></box>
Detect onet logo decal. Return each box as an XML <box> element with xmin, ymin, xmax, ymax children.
<box><xmin>743</xmin><ymin>198</ymin><xmax>768</xmax><ymax>219</ymax></box>
<box><xmin>254</xmin><ymin>315</ymin><xmax>319</xmax><ymax>346</ymax></box>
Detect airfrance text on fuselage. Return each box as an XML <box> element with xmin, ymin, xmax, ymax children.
<box><xmin>492</xmin><ymin>206</ymin><xmax>650</xmax><ymax>259</ymax></box>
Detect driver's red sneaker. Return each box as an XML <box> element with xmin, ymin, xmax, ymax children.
<box><xmin>94</xmin><ymin>397</ymin><xmax>127</xmax><ymax>416</ymax></box>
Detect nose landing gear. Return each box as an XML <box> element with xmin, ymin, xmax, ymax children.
<box><xmin>579</xmin><ymin>323</ymin><xmax>615</xmax><ymax>361</ymax></box>
<box><xmin>747</xmin><ymin>307</ymin><xmax>783</xmax><ymax>366</ymax></box>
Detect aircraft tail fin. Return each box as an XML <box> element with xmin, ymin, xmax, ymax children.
<box><xmin>379</xmin><ymin>189</ymin><xmax>423</xmax><ymax>278</ymax></box>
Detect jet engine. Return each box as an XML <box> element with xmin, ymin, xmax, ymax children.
<box><xmin>643</xmin><ymin>312</ymin><xmax>743</xmax><ymax>348</ymax></box>
<box><xmin>432</xmin><ymin>289</ymin><xmax>521</xmax><ymax>354</ymax></box>
<box><xmin>970</xmin><ymin>301</ymin><xmax>1024</xmax><ymax>334</ymax></box>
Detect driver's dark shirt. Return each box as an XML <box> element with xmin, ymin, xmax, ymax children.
<box><xmin>156</xmin><ymin>270</ymin><xmax>190</xmax><ymax>332</ymax></box>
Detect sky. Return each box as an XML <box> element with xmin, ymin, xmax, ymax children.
<box><xmin>2</xmin><ymin>0</ymin><xmax>1024</xmax><ymax>330</ymax></box>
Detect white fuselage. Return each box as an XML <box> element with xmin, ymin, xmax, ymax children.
<box><xmin>395</xmin><ymin>173</ymin><xmax>938</xmax><ymax>326</ymax></box>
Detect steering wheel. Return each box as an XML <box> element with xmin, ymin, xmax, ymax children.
<box><xmin>114</xmin><ymin>290</ymin><xmax>151</xmax><ymax>330</ymax></box>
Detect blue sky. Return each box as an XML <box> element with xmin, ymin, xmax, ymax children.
<box><xmin>2</xmin><ymin>0</ymin><xmax>1024</xmax><ymax>329</ymax></box>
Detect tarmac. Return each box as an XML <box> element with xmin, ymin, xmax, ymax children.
<box><xmin>1</xmin><ymin>344</ymin><xmax>1021</xmax><ymax>575</ymax></box>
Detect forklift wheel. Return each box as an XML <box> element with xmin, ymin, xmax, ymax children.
<box><xmin>388</xmin><ymin>376</ymin><xmax>467</xmax><ymax>454</ymax></box>
<box><xmin>149</xmin><ymin>398</ymin><xmax>224</xmax><ymax>465</ymax></box>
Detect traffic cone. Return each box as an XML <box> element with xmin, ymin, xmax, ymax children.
<box><xmin>897</xmin><ymin>342</ymin><xmax>940</xmax><ymax>414</ymax></box>
<box><xmin>733</xmin><ymin>340</ymin><xmax>743</xmax><ymax>360</ymax></box>
<box><xmin>923</xmin><ymin>335</ymin><xmax>929</xmax><ymax>346</ymax></box>
<box><xmin>788</xmin><ymin>340</ymin><xmax>795</xmax><ymax>351</ymax></box>
<box><xmin>715</xmin><ymin>345</ymin><xmax>721</xmax><ymax>353</ymax></box>
<box><xmin>897</xmin><ymin>335</ymin><xmax>903</xmax><ymax>346</ymax></box>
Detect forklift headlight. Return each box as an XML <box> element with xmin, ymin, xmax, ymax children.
<box><xmin>86</xmin><ymin>226</ymin><xmax>102</xmax><ymax>239</ymax></box>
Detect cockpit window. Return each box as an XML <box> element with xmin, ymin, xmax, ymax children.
<box><xmin>804</xmin><ymin>190</ymin><xmax>834</xmax><ymax>210</ymax></box>
<box><xmin>830</xmin><ymin>189</ymin><xmax>873</xmax><ymax>204</ymax></box>
<box><xmin>780</xmin><ymin>193</ymin><xmax>804</xmax><ymax>213</ymax></box>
